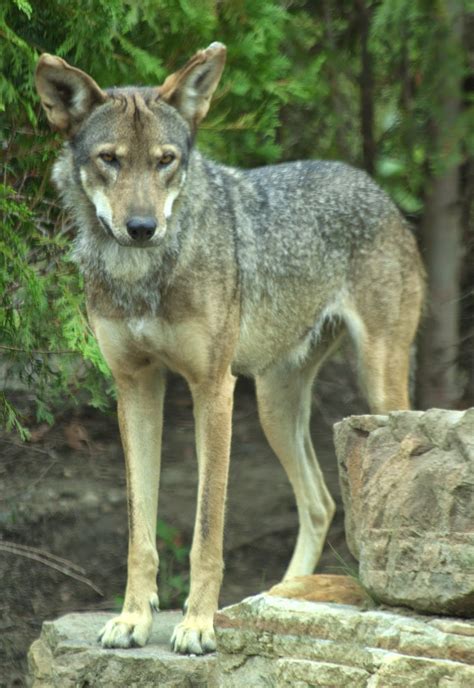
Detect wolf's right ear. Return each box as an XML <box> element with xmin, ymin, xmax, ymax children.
<box><xmin>35</xmin><ymin>55</ymin><xmax>107</xmax><ymax>136</ymax></box>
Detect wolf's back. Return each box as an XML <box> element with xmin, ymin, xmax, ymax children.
<box><xmin>209</xmin><ymin>158</ymin><xmax>412</xmax><ymax>286</ymax></box>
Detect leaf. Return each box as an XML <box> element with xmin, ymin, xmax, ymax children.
<box><xmin>377</xmin><ymin>157</ymin><xmax>406</xmax><ymax>178</ymax></box>
<box><xmin>12</xmin><ymin>0</ymin><xmax>33</xmax><ymax>18</ymax></box>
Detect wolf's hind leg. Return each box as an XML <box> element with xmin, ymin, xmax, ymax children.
<box><xmin>98</xmin><ymin>368</ymin><xmax>165</xmax><ymax>649</ymax></box>
<box><xmin>349</xmin><ymin>275</ymin><xmax>423</xmax><ymax>413</ymax></box>
<box><xmin>256</xmin><ymin>356</ymin><xmax>336</xmax><ymax>580</ymax></box>
<box><xmin>347</xmin><ymin>236</ymin><xmax>424</xmax><ymax>413</ymax></box>
<box><xmin>357</xmin><ymin>334</ymin><xmax>412</xmax><ymax>412</ymax></box>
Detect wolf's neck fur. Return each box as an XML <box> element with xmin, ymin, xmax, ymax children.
<box><xmin>71</xmin><ymin>214</ymin><xmax>186</xmax><ymax>315</ymax></box>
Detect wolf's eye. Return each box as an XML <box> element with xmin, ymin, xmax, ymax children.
<box><xmin>99</xmin><ymin>152</ymin><xmax>118</xmax><ymax>165</ymax></box>
<box><xmin>158</xmin><ymin>152</ymin><xmax>175</xmax><ymax>167</ymax></box>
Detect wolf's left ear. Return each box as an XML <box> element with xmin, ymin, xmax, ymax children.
<box><xmin>35</xmin><ymin>54</ymin><xmax>107</xmax><ymax>136</ymax></box>
<box><xmin>158</xmin><ymin>42</ymin><xmax>226</xmax><ymax>130</ymax></box>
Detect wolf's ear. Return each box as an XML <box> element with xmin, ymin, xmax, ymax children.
<box><xmin>158</xmin><ymin>42</ymin><xmax>226</xmax><ymax>130</ymax></box>
<box><xmin>35</xmin><ymin>54</ymin><xmax>107</xmax><ymax>136</ymax></box>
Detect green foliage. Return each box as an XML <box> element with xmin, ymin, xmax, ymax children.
<box><xmin>370</xmin><ymin>0</ymin><xmax>471</xmax><ymax>209</ymax></box>
<box><xmin>1</xmin><ymin>0</ymin><xmax>472</xmax><ymax>432</ymax></box>
<box><xmin>112</xmin><ymin>519</ymin><xmax>189</xmax><ymax>610</ymax></box>
<box><xmin>156</xmin><ymin>519</ymin><xmax>189</xmax><ymax>609</ymax></box>
<box><xmin>0</xmin><ymin>184</ymin><xmax>112</xmax><ymax>430</ymax></box>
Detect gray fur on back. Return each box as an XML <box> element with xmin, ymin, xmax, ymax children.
<box><xmin>221</xmin><ymin>158</ymin><xmax>399</xmax><ymax>280</ymax></box>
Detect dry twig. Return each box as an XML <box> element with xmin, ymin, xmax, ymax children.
<box><xmin>0</xmin><ymin>540</ymin><xmax>103</xmax><ymax>596</ymax></box>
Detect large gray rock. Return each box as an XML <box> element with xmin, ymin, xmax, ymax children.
<box><xmin>28</xmin><ymin>583</ymin><xmax>474</xmax><ymax>687</ymax></box>
<box><xmin>334</xmin><ymin>408</ymin><xmax>474</xmax><ymax>615</ymax></box>
<box><xmin>27</xmin><ymin>611</ymin><xmax>217</xmax><ymax>687</ymax></box>
<box><xmin>214</xmin><ymin>591</ymin><xmax>474</xmax><ymax>688</ymax></box>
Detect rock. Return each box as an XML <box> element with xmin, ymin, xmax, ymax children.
<box><xmin>28</xmin><ymin>583</ymin><xmax>474</xmax><ymax>687</ymax></box>
<box><xmin>334</xmin><ymin>408</ymin><xmax>474</xmax><ymax>615</ymax></box>
<box><xmin>27</xmin><ymin>611</ymin><xmax>217</xmax><ymax>688</ymax></box>
<box><xmin>267</xmin><ymin>574</ymin><xmax>372</xmax><ymax>607</ymax></box>
<box><xmin>214</xmin><ymin>591</ymin><xmax>474</xmax><ymax>687</ymax></box>
<box><xmin>80</xmin><ymin>490</ymin><xmax>100</xmax><ymax>508</ymax></box>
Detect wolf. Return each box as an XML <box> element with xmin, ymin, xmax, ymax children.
<box><xmin>35</xmin><ymin>42</ymin><xmax>424</xmax><ymax>654</ymax></box>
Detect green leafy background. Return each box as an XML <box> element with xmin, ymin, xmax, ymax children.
<box><xmin>1</xmin><ymin>0</ymin><xmax>472</xmax><ymax>431</ymax></box>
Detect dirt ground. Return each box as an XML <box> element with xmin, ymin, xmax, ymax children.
<box><xmin>0</xmin><ymin>355</ymin><xmax>364</xmax><ymax>687</ymax></box>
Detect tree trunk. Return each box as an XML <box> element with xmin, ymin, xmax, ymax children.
<box><xmin>417</xmin><ymin>0</ymin><xmax>464</xmax><ymax>409</ymax></box>
<box><xmin>418</xmin><ymin>171</ymin><xmax>463</xmax><ymax>408</ymax></box>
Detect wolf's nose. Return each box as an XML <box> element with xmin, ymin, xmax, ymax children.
<box><xmin>126</xmin><ymin>217</ymin><xmax>157</xmax><ymax>241</ymax></box>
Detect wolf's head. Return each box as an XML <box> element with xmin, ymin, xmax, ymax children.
<box><xmin>35</xmin><ymin>44</ymin><xmax>226</xmax><ymax>248</ymax></box>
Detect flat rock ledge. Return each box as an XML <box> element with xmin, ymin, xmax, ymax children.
<box><xmin>27</xmin><ymin>611</ymin><xmax>217</xmax><ymax>688</ymax></box>
<box><xmin>28</xmin><ymin>581</ymin><xmax>474</xmax><ymax>687</ymax></box>
<box><xmin>215</xmin><ymin>592</ymin><xmax>474</xmax><ymax>688</ymax></box>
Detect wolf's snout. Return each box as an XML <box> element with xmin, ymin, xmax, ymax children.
<box><xmin>126</xmin><ymin>217</ymin><xmax>157</xmax><ymax>242</ymax></box>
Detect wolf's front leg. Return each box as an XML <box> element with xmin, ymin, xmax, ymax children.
<box><xmin>99</xmin><ymin>369</ymin><xmax>165</xmax><ymax>648</ymax></box>
<box><xmin>171</xmin><ymin>371</ymin><xmax>236</xmax><ymax>654</ymax></box>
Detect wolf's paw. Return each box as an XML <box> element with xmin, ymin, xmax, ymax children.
<box><xmin>98</xmin><ymin>593</ymin><xmax>159</xmax><ymax>649</ymax></box>
<box><xmin>171</xmin><ymin>618</ymin><xmax>216</xmax><ymax>655</ymax></box>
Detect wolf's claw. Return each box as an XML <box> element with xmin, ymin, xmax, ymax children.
<box><xmin>98</xmin><ymin>593</ymin><xmax>159</xmax><ymax>649</ymax></box>
<box><xmin>171</xmin><ymin>620</ymin><xmax>216</xmax><ymax>655</ymax></box>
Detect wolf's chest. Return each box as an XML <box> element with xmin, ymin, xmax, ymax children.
<box><xmin>126</xmin><ymin>317</ymin><xmax>155</xmax><ymax>342</ymax></box>
<box><xmin>122</xmin><ymin>317</ymin><xmax>173</xmax><ymax>358</ymax></box>
<box><xmin>118</xmin><ymin>315</ymin><xmax>212</xmax><ymax>380</ymax></box>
